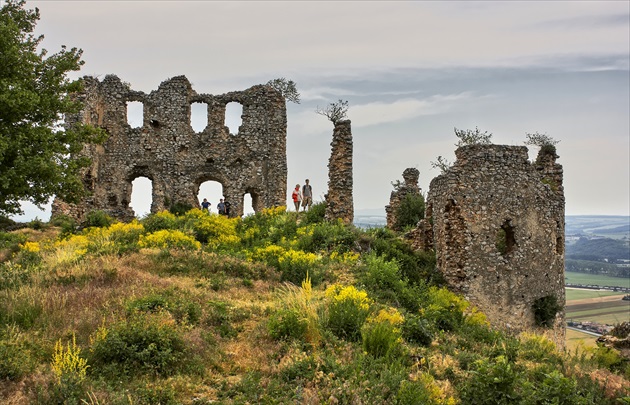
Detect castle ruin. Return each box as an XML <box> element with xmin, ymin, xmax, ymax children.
<box><xmin>396</xmin><ymin>144</ymin><xmax>566</xmax><ymax>341</ymax></box>
<box><xmin>325</xmin><ymin>120</ymin><xmax>354</xmax><ymax>223</ymax></box>
<box><xmin>52</xmin><ymin>75</ymin><xmax>287</xmax><ymax>220</ymax></box>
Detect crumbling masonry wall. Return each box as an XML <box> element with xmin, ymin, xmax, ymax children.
<box><xmin>325</xmin><ymin>120</ymin><xmax>354</xmax><ymax>223</ymax></box>
<box><xmin>419</xmin><ymin>144</ymin><xmax>565</xmax><ymax>342</ymax></box>
<box><xmin>52</xmin><ymin>75</ymin><xmax>287</xmax><ymax>221</ymax></box>
<box><xmin>385</xmin><ymin>168</ymin><xmax>421</xmax><ymax>231</ymax></box>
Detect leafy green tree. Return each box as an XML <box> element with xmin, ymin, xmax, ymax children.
<box><xmin>266</xmin><ymin>77</ymin><xmax>300</xmax><ymax>104</ymax></box>
<box><xmin>0</xmin><ymin>0</ymin><xmax>104</xmax><ymax>216</ymax></box>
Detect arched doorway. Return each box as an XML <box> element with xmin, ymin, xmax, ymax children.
<box><xmin>197</xmin><ymin>180</ymin><xmax>224</xmax><ymax>214</ymax></box>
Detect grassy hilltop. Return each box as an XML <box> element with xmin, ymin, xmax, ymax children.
<box><xmin>1</xmin><ymin>205</ymin><xmax>628</xmax><ymax>404</ymax></box>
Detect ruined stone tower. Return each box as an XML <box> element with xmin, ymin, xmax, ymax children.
<box><xmin>52</xmin><ymin>75</ymin><xmax>287</xmax><ymax>221</ymax></box>
<box><xmin>385</xmin><ymin>168</ymin><xmax>422</xmax><ymax>231</ymax></box>
<box><xmin>419</xmin><ymin>144</ymin><xmax>565</xmax><ymax>342</ymax></box>
<box><xmin>325</xmin><ymin>120</ymin><xmax>354</xmax><ymax>223</ymax></box>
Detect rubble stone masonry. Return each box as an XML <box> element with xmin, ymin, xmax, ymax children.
<box><xmin>325</xmin><ymin>120</ymin><xmax>354</xmax><ymax>223</ymax></box>
<box><xmin>52</xmin><ymin>75</ymin><xmax>287</xmax><ymax>221</ymax></box>
<box><xmin>420</xmin><ymin>144</ymin><xmax>565</xmax><ymax>343</ymax></box>
<box><xmin>385</xmin><ymin>168</ymin><xmax>421</xmax><ymax>231</ymax></box>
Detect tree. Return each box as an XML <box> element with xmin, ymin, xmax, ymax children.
<box><xmin>316</xmin><ymin>99</ymin><xmax>349</xmax><ymax>125</ymax></box>
<box><xmin>0</xmin><ymin>0</ymin><xmax>104</xmax><ymax>216</ymax></box>
<box><xmin>454</xmin><ymin>126</ymin><xmax>493</xmax><ymax>147</ymax></box>
<box><xmin>430</xmin><ymin>155</ymin><xmax>452</xmax><ymax>173</ymax></box>
<box><xmin>266</xmin><ymin>78</ymin><xmax>301</xmax><ymax>104</ymax></box>
<box><xmin>524</xmin><ymin>132</ymin><xmax>559</xmax><ymax>148</ymax></box>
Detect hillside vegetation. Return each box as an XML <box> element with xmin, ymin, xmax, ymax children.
<box><xmin>1</xmin><ymin>205</ymin><xmax>628</xmax><ymax>404</ymax></box>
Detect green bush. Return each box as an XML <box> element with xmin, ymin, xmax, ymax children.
<box><xmin>204</xmin><ymin>300</ymin><xmax>248</xmax><ymax>338</ymax></box>
<box><xmin>301</xmin><ymin>201</ymin><xmax>326</xmax><ymax>225</ymax></box>
<box><xmin>83</xmin><ymin>210</ymin><xmax>114</xmax><ymax>228</ymax></box>
<box><xmin>362</xmin><ymin>321</ymin><xmax>403</xmax><ymax>359</ymax></box>
<box><xmin>402</xmin><ymin>313</ymin><xmax>433</xmax><ymax>346</ymax></box>
<box><xmin>296</xmin><ymin>221</ymin><xmax>358</xmax><ymax>254</ymax></box>
<box><xmin>50</xmin><ymin>214</ymin><xmax>78</xmax><ymax>235</ymax></box>
<box><xmin>394</xmin><ymin>192</ymin><xmax>425</xmax><ymax>231</ymax></box>
<box><xmin>125</xmin><ymin>290</ymin><xmax>201</xmax><ymax>325</ymax></box>
<box><xmin>268</xmin><ymin>308</ymin><xmax>308</xmax><ymax>341</ymax></box>
<box><xmin>460</xmin><ymin>356</ymin><xmax>522</xmax><ymax>405</ymax></box>
<box><xmin>0</xmin><ymin>326</ymin><xmax>35</xmax><ymax>380</ymax></box>
<box><xmin>532</xmin><ymin>295</ymin><xmax>562</xmax><ymax>327</ymax></box>
<box><xmin>368</xmin><ymin>228</ymin><xmax>438</xmax><ymax>286</ymax></box>
<box><xmin>169</xmin><ymin>201</ymin><xmax>193</xmax><ymax>216</ymax></box>
<box><xmin>89</xmin><ymin>313</ymin><xmax>188</xmax><ymax>377</ymax></box>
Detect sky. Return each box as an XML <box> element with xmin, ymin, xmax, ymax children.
<box><xmin>8</xmin><ymin>0</ymin><xmax>630</xmax><ymax>220</ymax></box>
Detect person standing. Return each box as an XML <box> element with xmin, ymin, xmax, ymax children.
<box><xmin>217</xmin><ymin>198</ymin><xmax>226</xmax><ymax>216</ymax></box>
<box><xmin>291</xmin><ymin>184</ymin><xmax>303</xmax><ymax>211</ymax></box>
<box><xmin>302</xmin><ymin>179</ymin><xmax>312</xmax><ymax>211</ymax></box>
<box><xmin>201</xmin><ymin>198</ymin><xmax>211</xmax><ymax>213</ymax></box>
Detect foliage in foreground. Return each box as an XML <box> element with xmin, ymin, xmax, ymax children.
<box><xmin>0</xmin><ymin>0</ymin><xmax>106</xmax><ymax>216</ymax></box>
<box><xmin>0</xmin><ymin>206</ymin><xmax>627</xmax><ymax>403</ymax></box>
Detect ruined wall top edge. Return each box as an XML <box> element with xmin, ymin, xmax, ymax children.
<box><xmin>82</xmin><ymin>74</ymin><xmax>285</xmax><ymax>105</ymax></box>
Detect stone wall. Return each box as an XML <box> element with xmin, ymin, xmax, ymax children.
<box><xmin>325</xmin><ymin>120</ymin><xmax>354</xmax><ymax>223</ymax></box>
<box><xmin>52</xmin><ymin>75</ymin><xmax>287</xmax><ymax>221</ymax></box>
<box><xmin>385</xmin><ymin>168</ymin><xmax>421</xmax><ymax>231</ymax></box>
<box><xmin>419</xmin><ymin>144</ymin><xmax>565</xmax><ymax>343</ymax></box>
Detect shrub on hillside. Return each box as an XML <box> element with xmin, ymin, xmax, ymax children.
<box><xmin>138</xmin><ymin>229</ymin><xmax>201</xmax><ymax>250</ymax></box>
<box><xmin>394</xmin><ymin>192</ymin><xmax>425</xmax><ymax>231</ymax></box>
<box><xmin>301</xmin><ymin>201</ymin><xmax>326</xmax><ymax>225</ymax></box>
<box><xmin>83</xmin><ymin>210</ymin><xmax>114</xmax><ymax>228</ymax></box>
<box><xmin>361</xmin><ymin>308</ymin><xmax>405</xmax><ymax>359</ymax></box>
<box><xmin>325</xmin><ymin>284</ymin><xmax>371</xmax><ymax>341</ymax></box>
<box><xmin>367</xmin><ymin>227</ymin><xmax>438</xmax><ymax>285</ymax></box>
<box><xmin>142</xmin><ymin>210</ymin><xmax>179</xmax><ymax>233</ymax></box>
<box><xmin>89</xmin><ymin>313</ymin><xmax>189</xmax><ymax>377</ymax></box>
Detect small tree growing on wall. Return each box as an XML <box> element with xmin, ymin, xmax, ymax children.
<box><xmin>316</xmin><ymin>99</ymin><xmax>349</xmax><ymax>125</ymax></box>
<box><xmin>266</xmin><ymin>78</ymin><xmax>301</xmax><ymax>104</ymax></box>
<box><xmin>454</xmin><ymin>126</ymin><xmax>493</xmax><ymax>147</ymax></box>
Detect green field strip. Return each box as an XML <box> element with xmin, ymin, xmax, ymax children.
<box><xmin>565</xmin><ymin>289</ymin><xmax>623</xmax><ymax>301</ymax></box>
<box><xmin>565</xmin><ymin>272</ymin><xmax>630</xmax><ymax>288</ymax></box>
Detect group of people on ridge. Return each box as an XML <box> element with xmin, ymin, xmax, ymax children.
<box><xmin>200</xmin><ymin>198</ymin><xmax>230</xmax><ymax>216</ymax></box>
<box><xmin>292</xmin><ymin>179</ymin><xmax>313</xmax><ymax>212</ymax></box>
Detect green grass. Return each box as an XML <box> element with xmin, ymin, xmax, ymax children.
<box><xmin>565</xmin><ymin>289</ymin><xmax>622</xmax><ymax>301</ymax></box>
<box><xmin>565</xmin><ymin>271</ymin><xmax>630</xmax><ymax>288</ymax></box>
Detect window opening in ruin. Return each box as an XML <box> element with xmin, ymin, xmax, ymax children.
<box><xmin>243</xmin><ymin>193</ymin><xmax>254</xmax><ymax>216</ymax></box>
<box><xmin>126</xmin><ymin>101</ymin><xmax>143</xmax><ymax>128</ymax></box>
<box><xmin>496</xmin><ymin>220</ymin><xmax>516</xmax><ymax>256</ymax></box>
<box><xmin>556</xmin><ymin>236</ymin><xmax>564</xmax><ymax>255</ymax></box>
<box><xmin>130</xmin><ymin>177</ymin><xmax>152</xmax><ymax>218</ymax></box>
<box><xmin>197</xmin><ymin>180</ymin><xmax>223</xmax><ymax>213</ymax></box>
<box><xmin>225</xmin><ymin>102</ymin><xmax>243</xmax><ymax>135</ymax></box>
<box><xmin>190</xmin><ymin>102</ymin><xmax>208</xmax><ymax>133</ymax></box>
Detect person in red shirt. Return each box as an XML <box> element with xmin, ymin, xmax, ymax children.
<box><xmin>291</xmin><ymin>184</ymin><xmax>303</xmax><ymax>212</ymax></box>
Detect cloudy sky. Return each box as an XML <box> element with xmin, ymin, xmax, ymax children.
<box><xmin>11</xmin><ymin>0</ymin><xmax>630</xmax><ymax>220</ymax></box>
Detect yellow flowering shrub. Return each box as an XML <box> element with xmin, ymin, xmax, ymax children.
<box><xmin>249</xmin><ymin>244</ymin><xmax>286</xmax><ymax>266</ymax></box>
<box><xmin>368</xmin><ymin>307</ymin><xmax>404</xmax><ymax>328</ymax></box>
<box><xmin>138</xmin><ymin>230</ymin><xmax>201</xmax><ymax>250</ymax></box>
<box><xmin>260</xmin><ymin>206</ymin><xmax>286</xmax><ymax>217</ymax></box>
<box><xmin>51</xmin><ymin>333</ymin><xmax>89</xmax><ymax>385</ymax></box>
<box><xmin>20</xmin><ymin>241</ymin><xmax>40</xmax><ymax>253</ymax></box>
<box><xmin>49</xmin><ymin>234</ymin><xmax>90</xmax><ymax>265</ymax></box>
<box><xmin>398</xmin><ymin>372</ymin><xmax>457</xmax><ymax>405</ymax></box>
<box><xmin>329</xmin><ymin>250</ymin><xmax>360</xmax><ymax>264</ymax></box>
<box><xmin>186</xmin><ymin>209</ymin><xmax>240</xmax><ymax>247</ymax></box>
<box><xmin>325</xmin><ymin>285</ymin><xmax>372</xmax><ymax>341</ymax></box>
<box><xmin>278</xmin><ymin>248</ymin><xmax>321</xmax><ymax>284</ymax></box>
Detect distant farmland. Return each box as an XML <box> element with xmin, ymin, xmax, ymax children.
<box><xmin>565</xmin><ymin>291</ymin><xmax>629</xmax><ymax>325</ymax></box>
<box><xmin>565</xmin><ymin>271</ymin><xmax>630</xmax><ymax>289</ymax></box>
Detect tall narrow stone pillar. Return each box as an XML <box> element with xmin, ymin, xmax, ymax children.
<box><xmin>325</xmin><ymin>120</ymin><xmax>353</xmax><ymax>223</ymax></box>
